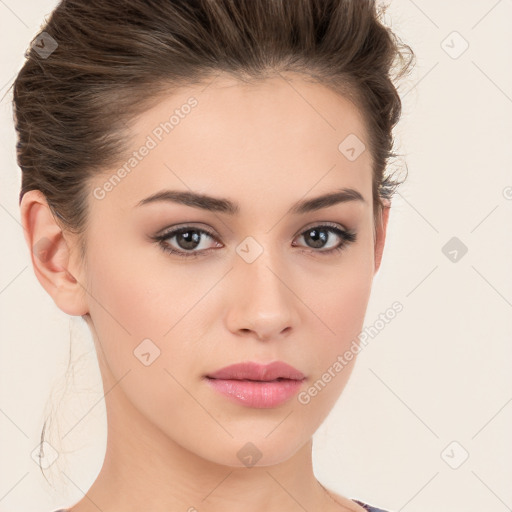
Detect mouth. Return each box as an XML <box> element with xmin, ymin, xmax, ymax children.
<box><xmin>204</xmin><ymin>361</ymin><xmax>306</xmax><ymax>408</ymax></box>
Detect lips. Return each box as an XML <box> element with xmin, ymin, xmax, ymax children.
<box><xmin>206</xmin><ymin>361</ymin><xmax>305</xmax><ymax>381</ymax></box>
<box><xmin>204</xmin><ymin>361</ymin><xmax>306</xmax><ymax>408</ymax></box>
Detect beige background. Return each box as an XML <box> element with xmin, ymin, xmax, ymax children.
<box><xmin>1</xmin><ymin>1</ymin><xmax>511</xmax><ymax>511</ymax></box>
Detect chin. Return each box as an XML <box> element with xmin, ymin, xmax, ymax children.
<box><xmin>190</xmin><ymin>428</ymin><xmax>309</xmax><ymax>469</ymax></box>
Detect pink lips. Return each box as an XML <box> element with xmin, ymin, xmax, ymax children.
<box><xmin>205</xmin><ymin>361</ymin><xmax>306</xmax><ymax>408</ymax></box>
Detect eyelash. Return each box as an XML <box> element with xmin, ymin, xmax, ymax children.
<box><xmin>152</xmin><ymin>223</ymin><xmax>357</xmax><ymax>259</ymax></box>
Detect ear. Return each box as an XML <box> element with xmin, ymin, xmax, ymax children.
<box><xmin>373</xmin><ymin>199</ymin><xmax>390</xmax><ymax>275</ymax></box>
<box><xmin>19</xmin><ymin>190</ymin><xmax>89</xmax><ymax>316</ymax></box>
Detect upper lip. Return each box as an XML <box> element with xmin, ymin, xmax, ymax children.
<box><xmin>206</xmin><ymin>361</ymin><xmax>305</xmax><ymax>381</ymax></box>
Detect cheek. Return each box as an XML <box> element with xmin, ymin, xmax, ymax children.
<box><xmin>295</xmin><ymin>256</ymin><xmax>374</xmax><ymax>421</ymax></box>
<box><xmin>84</xmin><ymin>245</ymin><xmax>204</xmax><ymax>428</ymax></box>
<box><xmin>88</xmin><ymin>216</ymin><xmax>189</xmax><ymax>332</ymax></box>
<box><xmin>85</xmin><ymin>234</ymin><xmax>216</xmax><ymax>387</ymax></box>
<box><xmin>324</xmin><ymin>268</ymin><xmax>372</xmax><ymax>341</ymax></box>
<box><xmin>307</xmin><ymin>237</ymin><xmax>375</xmax><ymax>348</ymax></box>
<box><xmin>84</xmin><ymin>238</ymin><xmax>169</xmax><ymax>368</ymax></box>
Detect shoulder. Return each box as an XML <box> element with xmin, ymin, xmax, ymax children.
<box><xmin>352</xmin><ymin>498</ymin><xmax>395</xmax><ymax>512</ymax></box>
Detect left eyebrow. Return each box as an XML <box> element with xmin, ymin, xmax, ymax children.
<box><xmin>135</xmin><ymin>187</ymin><xmax>366</xmax><ymax>215</ymax></box>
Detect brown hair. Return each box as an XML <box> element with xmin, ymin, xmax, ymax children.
<box><xmin>10</xmin><ymin>0</ymin><xmax>414</xmax><ymax>480</ymax></box>
<box><xmin>12</xmin><ymin>0</ymin><xmax>414</xmax><ymax>261</ymax></box>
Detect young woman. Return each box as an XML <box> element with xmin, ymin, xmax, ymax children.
<box><xmin>13</xmin><ymin>1</ymin><xmax>415</xmax><ymax>511</ymax></box>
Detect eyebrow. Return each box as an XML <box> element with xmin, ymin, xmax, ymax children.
<box><xmin>135</xmin><ymin>187</ymin><xmax>366</xmax><ymax>215</ymax></box>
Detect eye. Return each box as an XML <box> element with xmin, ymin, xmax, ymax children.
<box><xmin>151</xmin><ymin>223</ymin><xmax>357</xmax><ymax>259</ymax></box>
<box><xmin>152</xmin><ymin>226</ymin><xmax>220</xmax><ymax>259</ymax></box>
<box><xmin>292</xmin><ymin>223</ymin><xmax>357</xmax><ymax>255</ymax></box>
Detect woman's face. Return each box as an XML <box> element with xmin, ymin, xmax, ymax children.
<box><xmin>79</xmin><ymin>72</ymin><xmax>388</xmax><ymax>467</ymax></box>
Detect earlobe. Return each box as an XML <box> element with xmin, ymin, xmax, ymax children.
<box><xmin>374</xmin><ymin>200</ymin><xmax>390</xmax><ymax>275</ymax></box>
<box><xmin>19</xmin><ymin>190</ymin><xmax>89</xmax><ymax>316</ymax></box>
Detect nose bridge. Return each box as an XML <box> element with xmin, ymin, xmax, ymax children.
<box><xmin>236</xmin><ymin>232</ymin><xmax>288</xmax><ymax>303</ymax></box>
<box><xmin>228</xmin><ymin>232</ymin><xmax>297</xmax><ymax>338</ymax></box>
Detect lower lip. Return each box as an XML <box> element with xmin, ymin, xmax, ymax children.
<box><xmin>205</xmin><ymin>377</ymin><xmax>304</xmax><ymax>408</ymax></box>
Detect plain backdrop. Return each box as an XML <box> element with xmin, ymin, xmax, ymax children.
<box><xmin>1</xmin><ymin>1</ymin><xmax>511</xmax><ymax>511</ymax></box>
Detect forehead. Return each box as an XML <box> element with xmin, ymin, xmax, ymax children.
<box><xmin>90</xmin><ymin>72</ymin><xmax>373</xmax><ymax>216</ymax></box>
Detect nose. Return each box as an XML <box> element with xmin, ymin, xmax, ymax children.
<box><xmin>225</xmin><ymin>250</ymin><xmax>300</xmax><ymax>342</ymax></box>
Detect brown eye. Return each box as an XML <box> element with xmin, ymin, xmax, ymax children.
<box><xmin>294</xmin><ymin>224</ymin><xmax>357</xmax><ymax>254</ymax></box>
<box><xmin>154</xmin><ymin>226</ymin><xmax>220</xmax><ymax>258</ymax></box>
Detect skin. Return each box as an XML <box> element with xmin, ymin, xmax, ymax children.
<box><xmin>21</xmin><ymin>72</ymin><xmax>389</xmax><ymax>512</ymax></box>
